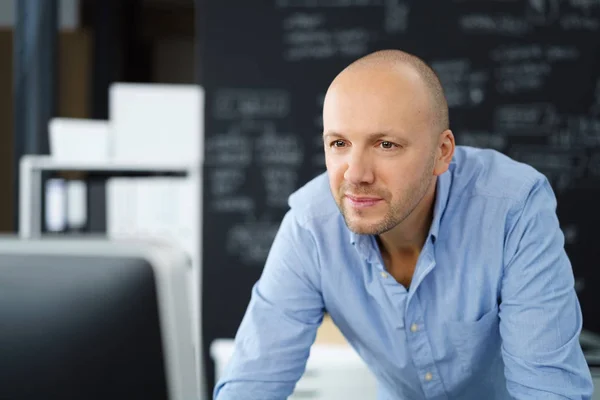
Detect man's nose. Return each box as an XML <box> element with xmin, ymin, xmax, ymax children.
<box><xmin>343</xmin><ymin>151</ymin><xmax>374</xmax><ymax>185</ymax></box>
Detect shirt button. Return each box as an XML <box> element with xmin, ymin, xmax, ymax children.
<box><xmin>380</xmin><ymin>271</ymin><xmax>388</xmax><ymax>278</ymax></box>
<box><xmin>425</xmin><ymin>372</ymin><xmax>433</xmax><ymax>381</ymax></box>
<box><xmin>410</xmin><ymin>323</ymin><xmax>418</xmax><ymax>332</ymax></box>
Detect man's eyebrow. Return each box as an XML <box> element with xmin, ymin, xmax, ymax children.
<box><xmin>322</xmin><ymin>131</ymin><xmax>342</xmax><ymax>139</ymax></box>
<box><xmin>323</xmin><ymin>130</ymin><xmax>410</xmax><ymax>144</ymax></box>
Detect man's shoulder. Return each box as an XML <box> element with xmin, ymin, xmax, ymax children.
<box><xmin>452</xmin><ymin>145</ymin><xmax>547</xmax><ymax>202</ymax></box>
<box><xmin>287</xmin><ymin>172</ymin><xmax>340</xmax><ymax>224</ymax></box>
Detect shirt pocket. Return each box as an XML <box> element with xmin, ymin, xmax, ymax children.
<box><xmin>444</xmin><ymin>306</ymin><xmax>500</xmax><ymax>375</ymax></box>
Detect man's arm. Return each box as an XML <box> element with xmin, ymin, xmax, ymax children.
<box><xmin>500</xmin><ymin>175</ymin><xmax>594</xmax><ymax>399</ymax></box>
<box><xmin>213</xmin><ymin>210</ymin><xmax>325</xmax><ymax>400</ymax></box>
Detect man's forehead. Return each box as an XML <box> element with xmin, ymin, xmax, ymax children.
<box><xmin>325</xmin><ymin>68</ymin><xmax>430</xmax><ymax>110</ymax></box>
<box><xmin>330</xmin><ymin>61</ymin><xmax>423</xmax><ymax>90</ymax></box>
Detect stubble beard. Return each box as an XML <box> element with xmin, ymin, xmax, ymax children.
<box><xmin>338</xmin><ymin>157</ymin><xmax>436</xmax><ymax>236</ymax></box>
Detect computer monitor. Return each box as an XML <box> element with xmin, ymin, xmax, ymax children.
<box><xmin>0</xmin><ymin>238</ymin><xmax>199</xmax><ymax>400</ymax></box>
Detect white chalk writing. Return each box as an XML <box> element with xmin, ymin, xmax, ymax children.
<box><xmin>561</xmin><ymin>14</ymin><xmax>600</xmax><ymax>30</ymax></box>
<box><xmin>546</xmin><ymin>45</ymin><xmax>580</xmax><ymax>62</ymax></box>
<box><xmin>263</xmin><ymin>168</ymin><xmax>299</xmax><ymax>208</ymax></box>
<box><xmin>525</xmin><ymin>0</ymin><xmax>560</xmax><ymax>25</ymax></box>
<box><xmin>205</xmin><ymin>133</ymin><xmax>253</xmax><ymax>166</ymax></box>
<box><xmin>431</xmin><ymin>59</ymin><xmax>488</xmax><ymax>107</ymax></box>
<box><xmin>210</xmin><ymin>168</ymin><xmax>246</xmax><ymax>196</ymax></box>
<box><xmin>494</xmin><ymin>103</ymin><xmax>560</xmax><ymax>134</ymax></box>
<box><xmin>226</xmin><ymin>221</ymin><xmax>281</xmax><ymax>265</ymax></box>
<box><xmin>494</xmin><ymin>62</ymin><xmax>551</xmax><ymax>94</ymax></box>
<box><xmin>384</xmin><ymin>0</ymin><xmax>410</xmax><ymax>33</ymax></box>
<box><xmin>212</xmin><ymin>197</ymin><xmax>255</xmax><ymax>213</ymax></box>
<box><xmin>490</xmin><ymin>44</ymin><xmax>543</xmax><ymax>62</ymax></box>
<box><xmin>459</xmin><ymin>14</ymin><xmax>531</xmax><ymax>36</ymax></box>
<box><xmin>214</xmin><ymin>89</ymin><xmax>290</xmax><ymax>119</ymax></box>
<box><xmin>284</xmin><ymin>26</ymin><xmax>372</xmax><ymax>61</ymax></box>
<box><xmin>255</xmin><ymin>131</ymin><xmax>304</xmax><ymax>165</ymax></box>
<box><xmin>277</xmin><ymin>0</ymin><xmax>383</xmax><ymax>7</ymax></box>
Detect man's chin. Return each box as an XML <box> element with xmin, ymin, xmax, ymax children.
<box><xmin>344</xmin><ymin>219</ymin><xmax>383</xmax><ymax>236</ymax></box>
<box><xmin>348</xmin><ymin>227</ymin><xmax>378</xmax><ymax>235</ymax></box>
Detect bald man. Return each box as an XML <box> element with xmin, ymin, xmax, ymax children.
<box><xmin>213</xmin><ymin>50</ymin><xmax>593</xmax><ymax>399</ymax></box>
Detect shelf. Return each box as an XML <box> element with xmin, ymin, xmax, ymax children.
<box><xmin>21</xmin><ymin>155</ymin><xmax>198</xmax><ymax>179</ymax></box>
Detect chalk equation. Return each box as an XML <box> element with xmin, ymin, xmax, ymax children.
<box><xmin>430</xmin><ymin>59</ymin><xmax>488</xmax><ymax>108</ymax></box>
<box><xmin>568</xmin><ymin>0</ymin><xmax>600</xmax><ymax>14</ymax></box>
<box><xmin>213</xmin><ymin>89</ymin><xmax>290</xmax><ymax>120</ymax></box>
<box><xmin>211</xmin><ymin>196</ymin><xmax>255</xmax><ymax>213</ymax></box>
<box><xmin>493</xmin><ymin>103</ymin><xmax>560</xmax><ymax>134</ymax></box>
<box><xmin>525</xmin><ymin>0</ymin><xmax>560</xmax><ymax>25</ymax></box>
<box><xmin>205</xmin><ymin>132</ymin><xmax>253</xmax><ymax>166</ymax></box>
<box><xmin>493</xmin><ymin>106</ymin><xmax>600</xmax><ymax>148</ymax></box>
<box><xmin>459</xmin><ymin>13</ymin><xmax>531</xmax><ymax>36</ymax></box>
<box><xmin>255</xmin><ymin>130</ymin><xmax>304</xmax><ymax>166</ymax></box>
<box><xmin>454</xmin><ymin>0</ymin><xmax>598</xmax><ymax>31</ymax></box>
<box><xmin>490</xmin><ymin>43</ymin><xmax>580</xmax><ymax>94</ymax></box>
<box><xmin>567</xmin><ymin>115</ymin><xmax>600</xmax><ymax>145</ymax></box>
<box><xmin>284</xmin><ymin>28</ymin><xmax>373</xmax><ymax>61</ymax></box>
<box><xmin>276</xmin><ymin>0</ymin><xmax>383</xmax><ymax>7</ymax></box>
<box><xmin>490</xmin><ymin>44</ymin><xmax>580</xmax><ymax>63</ymax></box>
<box><xmin>210</xmin><ymin>168</ymin><xmax>246</xmax><ymax>197</ymax></box>
<box><xmin>494</xmin><ymin>61</ymin><xmax>551</xmax><ymax>94</ymax></box>
<box><xmin>560</xmin><ymin>14</ymin><xmax>600</xmax><ymax>30</ymax></box>
<box><xmin>384</xmin><ymin>0</ymin><xmax>410</xmax><ymax>34</ymax></box>
<box><xmin>226</xmin><ymin>220</ymin><xmax>281</xmax><ymax>266</ymax></box>
<box><xmin>523</xmin><ymin>0</ymin><xmax>599</xmax><ymax>28</ymax></box>
<box><xmin>551</xmin><ymin>115</ymin><xmax>600</xmax><ymax>147</ymax></box>
<box><xmin>546</xmin><ymin>45</ymin><xmax>580</xmax><ymax>62</ymax></box>
<box><xmin>207</xmin><ymin>118</ymin><xmax>305</xmax><ymax>211</ymax></box>
<box><xmin>490</xmin><ymin>44</ymin><xmax>543</xmax><ymax>63</ymax></box>
<box><xmin>263</xmin><ymin>167</ymin><xmax>300</xmax><ymax>208</ymax></box>
<box><xmin>282</xmin><ymin>12</ymin><xmax>374</xmax><ymax>61</ymax></box>
<box><xmin>283</xmin><ymin>12</ymin><xmax>325</xmax><ymax>30</ymax></box>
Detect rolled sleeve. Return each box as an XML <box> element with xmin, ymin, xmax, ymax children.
<box><xmin>214</xmin><ymin>210</ymin><xmax>325</xmax><ymax>400</ymax></box>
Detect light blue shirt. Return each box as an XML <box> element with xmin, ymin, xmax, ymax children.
<box><xmin>214</xmin><ymin>146</ymin><xmax>593</xmax><ymax>399</ymax></box>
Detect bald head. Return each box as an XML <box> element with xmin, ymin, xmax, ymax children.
<box><xmin>329</xmin><ymin>49</ymin><xmax>449</xmax><ymax>132</ymax></box>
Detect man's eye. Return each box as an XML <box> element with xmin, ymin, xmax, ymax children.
<box><xmin>380</xmin><ymin>141</ymin><xmax>395</xmax><ymax>149</ymax></box>
<box><xmin>331</xmin><ymin>140</ymin><xmax>346</xmax><ymax>148</ymax></box>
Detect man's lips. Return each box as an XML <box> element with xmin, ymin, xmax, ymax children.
<box><xmin>344</xmin><ymin>194</ymin><xmax>383</xmax><ymax>208</ymax></box>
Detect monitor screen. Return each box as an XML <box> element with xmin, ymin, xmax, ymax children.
<box><xmin>0</xmin><ymin>253</ymin><xmax>169</xmax><ymax>400</ymax></box>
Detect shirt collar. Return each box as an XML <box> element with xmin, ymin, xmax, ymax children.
<box><xmin>429</xmin><ymin>164</ymin><xmax>452</xmax><ymax>243</ymax></box>
<box><xmin>348</xmin><ymin>161</ymin><xmax>453</xmax><ymax>246</ymax></box>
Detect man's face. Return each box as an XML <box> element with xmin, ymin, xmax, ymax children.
<box><xmin>323</xmin><ymin>65</ymin><xmax>439</xmax><ymax>235</ymax></box>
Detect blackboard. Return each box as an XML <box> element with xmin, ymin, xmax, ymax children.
<box><xmin>198</xmin><ymin>0</ymin><xmax>600</xmax><ymax>391</ymax></box>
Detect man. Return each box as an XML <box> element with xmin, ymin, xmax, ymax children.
<box><xmin>213</xmin><ymin>49</ymin><xmax>594</xmax><ymax>399</ymax></box>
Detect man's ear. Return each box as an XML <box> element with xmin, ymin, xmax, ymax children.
<box><xmin>433</xmin><ymin>129</ymin><xmax>455</xmax><ymax>176</ymax></box>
